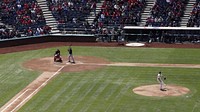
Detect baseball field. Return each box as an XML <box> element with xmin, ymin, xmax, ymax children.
<box><xmin>0</xmin><ymin>43</ymin><xmax>200</xmax><ymax>112</ymax></box>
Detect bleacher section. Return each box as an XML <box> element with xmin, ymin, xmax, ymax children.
<box><xmin>0</xmin><ymin>0</ymin><xmax>200</xmax><ymax>43</ymax></box>
<box><xmin>0</xmin><ymin>0</ymin><xmax>51</xmax><ymax>39</ymax></box>
<box><xmin>187</xmin><ymin>0</ymin><xmax>200</xmax><ymax>27</ymax></box>
<box><xmin>145</xmin><ymin>0</ymin><xmax>187</xmax><ymax>27</ymax></box>
<box><xmin>46</xmin><ymin>0</ymin><xmax>98</xmax><ymax>34</ymax></box>
<box><xmin>95</xmin><ymin>0</ymin><xmax>145</xmax><ymax>27</ymax></box>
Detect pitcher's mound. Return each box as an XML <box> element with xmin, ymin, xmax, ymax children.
<box><xmin>133</xmin><ymin>84</ymin><xmax>190</xmax><ymax>97</ymax></box>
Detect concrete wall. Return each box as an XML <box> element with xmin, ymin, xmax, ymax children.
<box><xmin>0</xmin><ymin>35</ymin><xmax>96</xmax><ymax>48</ymax></box>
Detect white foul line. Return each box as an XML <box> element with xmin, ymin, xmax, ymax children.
<box><xmin>1</xmin><ymin>89</ymin><xmax>30</xmax><ymax>112</ymax></box>
<box><xmin>1</xmin><ymin>64</ymin><xmax>66</xmax><ymax>112</ymax></box>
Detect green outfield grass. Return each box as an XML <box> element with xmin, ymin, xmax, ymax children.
<box><xmin>0</xmin><ymin>46</ymin><xmax>200</xmax><ymax>112</ymax></box>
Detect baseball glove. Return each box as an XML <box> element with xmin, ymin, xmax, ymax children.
<box><xmin>164</xmin><ymin>77</ymin><xmax>166</xmax><ymax>80</ymax></box>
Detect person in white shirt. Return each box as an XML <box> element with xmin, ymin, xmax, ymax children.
<box><xmin>157</xmin><ymin>71</ymin><xmax>166</xmax><ymax>91</ymax></box>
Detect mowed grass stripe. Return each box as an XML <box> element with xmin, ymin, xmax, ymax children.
<box><xmin>47</xmin><ymin>79</ymin><xmax>75</xmax><ymax>111</ymax></box>
<box><xmin>57</xmin><ymin>70</ymin><xmax>111</xmax><ymax>112</ymax></box>
<box><xmin>22</xmin><ymin>76</ymin><xmax>71</xmax><ymax>111</ymax></box>
<box><xmin>82</xmin><ymin>69</ymin><xmax>131</xmax><ymax>112</ymax></box>
<box><xmin>0</xmin><ymin>52</ymin><xmax>41</xmax><ymax>107</ymax></box>
<box><xmin>105</xmin><ymin>79</ymin><xmax>132</xmax><ymax>112</ymax></box>
<box><xmin>192</xmin><ymin>99</ymin><xmax>200</xmax><ymax>112</ymax></box>
<box><xmin>0</xmin><ymin>55</ymin><xmax>22</xmax><ymax>83</ymax></box>
<box><xmin>20</xmin><ymin>74</ymin><xmax>81</xmax><ymax>111</ymax></box>
<box><xmin>113</xmin><ymin>81</ymin><xmax>134</xmax><ymax>112</ymax></box>
<box><xmin>74</xmin><ymin>78</ymin><xmax>124</xmax><ymax>112</ymax></box>
<box><xmin>67</xmin><ymin>70</ymin><xmax>111</xmax><ymax>112</ymax></box>
<box><xmin>80</xmin><ymin>80</ymin><xmax>112</xmax><ymax>112</ymax></box>
<box><xmin>44</xmin><ymin>69</ymin><xmax>113</xmax><ymax>112</ymax></box>
<box><xmin>38</xmin><ymin>78</ymin><xmax>76</xmax><ymax>111</ymax></box>
<box><xmin>44</xmin><ymin>74</ymin><xmax>91</xmax><ymax>112</ymax></box>
<box><xmin>69</xmin><ymin>75</ymin><xmax>103</xmax><ymax>112</ymax></box>
<box><xmin>85</xmin><ymin>77</ymin><xmax>132</xmax><ymax>112</ymax></box>
<box><xmin>0</xmin><ymin>50</ymin><xmax>45</xmax><ymax>87</ymax></box>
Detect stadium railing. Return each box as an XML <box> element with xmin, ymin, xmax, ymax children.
<box><xmin>123</xmin><ymin>26</ymin><xmax>200</xmax><ymax>43</ymax></box>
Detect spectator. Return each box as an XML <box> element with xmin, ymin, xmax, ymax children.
<box><xmin>0</xmin><ymin>0</ymin><xmax>51</xmax><ymax>38</ymax></box>
<box><xmin>145</xmin><ymin>0</ymin><xmax>186</xmax><ymax>27</ymax></box>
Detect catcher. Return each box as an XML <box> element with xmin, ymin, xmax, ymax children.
<box><xmin>54</xmin><ymin>49</ymin><xmax>63</xmax><ymax>63</ymax></box>
<box><xmin>157</xmin><ymin>71</ymin><xmax>166</xmax><ymax>91</ymax></box>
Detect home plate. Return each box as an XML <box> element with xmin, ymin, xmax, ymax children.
<box><xmin>65</xmin><ymin>61</ymin><xmax>84</xmax><ymax>65</ymax></box>
<box><xmin>126</xmin><ymin>43</ymin><xmax>145</xmax><ymax>47</ymax></box>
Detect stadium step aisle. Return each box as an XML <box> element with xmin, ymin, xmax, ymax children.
<box><xmin>180</xmin><ymin>0</ymin><xmax>196</xmax><ymax>27</ymax></box>
<box><xmin>139</xmin><ymin>0</ymin><xmax>155</xmax><ymax>26</ymax></box>
<box><xmin>85</xmin><ymin>0</ymin><xmax>104</xmax><ymax>24</ymax></box>
<box><xmin>37</xmin><ymin>0</ymin><xmax>60</xmax><ymax>34</ymax></box>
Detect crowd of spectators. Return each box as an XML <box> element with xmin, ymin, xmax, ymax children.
<box><xmin>47</xmin><ymin>0</ymin><xmax>98</xmax><ymax>31</ymax></box>
<box><xmin>0</xmin><ymin>0</ymin><xmax>51</xmax><ymax>39</ymax></box>
<box><xmin>91</xmin><ymin>0</ymin><xmax>145</xmax><ymax>41</ymax></box>
<box><xmin>0</xmin><ymin>0</ymin><xmax>200</xmax><ymax>42</ymax></box>
<box><xmin>47</xmin><ymin>0</ymin><xmax>145</xmax><ymax>35</ymax></box>
<box><xmin>187</xmin><ymin>1</ymin><xmax>200</xmax><ymax>27</ymax></box>
<box><xmin>24</xmin><ymin>25</ymin><xmax>51</xmax><ymax>36</ymax></box>
<box><xmin>93</xmin><ymin>0</ymin><xmax>145</xmax><ymax>28</ymax></box>
<box><xmin>146</xmin><ymin>0</ymin><xmax>186</xmax><ymax>27</ymax></box>
<box><xmin>0</xmin><ymin>24</ymin><xmax>21</xmax><ymax>39</ymax></box>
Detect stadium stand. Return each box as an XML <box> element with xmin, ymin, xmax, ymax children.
<box><xmin>0</xmin><ymin>0</ymin><xmax>200</xmax><ymax>44</ymax></box>
<box><xmin>46</xmin><ymin>0</ymin><xmax>98</xmax><ymax>34</ymax></box>
<box><xmin>93</xmin><ymin>0</ymin><xmax>145</xmax><ymax>42</ymax></box>
<box><xmin>94</xmin><ymin>0</ymin><xmax>145</xmax><ymax>27</ymax></box>
<box><xmin>0</xmin><ymin>0</ymin><xmax>51</xmax><ymax>39</ymax></box>
<box><xmin>145</xmin><ymin>0</ymin><xmax>187</xmax><ymax>27</ymax></box>
<box><xmin>187</xmin><ymin>0</ymin><xmax>200</xmax><ymax>27</ymax></box>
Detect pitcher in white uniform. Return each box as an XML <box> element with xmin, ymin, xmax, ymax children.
<box><xmin>157</xmin><ymin>71</ymin><xmax>165</xmax><ymax>91</ymax></box>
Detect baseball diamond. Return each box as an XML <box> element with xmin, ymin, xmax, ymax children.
<box><xmin>1</xmin><ymin>0</ymin><xmax>200</xmax><ymax>111</ymax></box>
<box><xmin>0</xmin><ymin>42</ymin><xmax>200</xmax><ymax>112</ymax></box>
